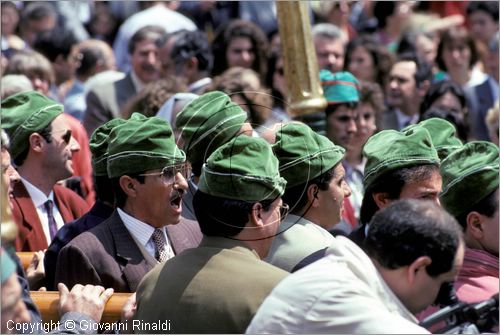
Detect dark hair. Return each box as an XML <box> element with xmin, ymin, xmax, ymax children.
<box><xmin>344</xmin><ymin>35</ymin><xmax>395</xmax><ymax>87</ymax></box>
<box><xmin>21</xmin><ymin>2</ymin><xmax>56</xmax><ymax>24</ymax></box>
<box><xmin>128</xmin><ymin>25</ymin><xmax>166</xmax><ymax>55</ymax></box>
<box><xmin>466</xmin><ymin>1</ymin><xmax>499</xmax><ymax>23</ymax></box>
<box><xmin>282</xmin><ymin>165</ymin><xmax>337</xmax><ymax>214</ymax></box>
<box><xmin>265</xmin><ymin>50</ymin><xmax>285</xmax><ymax>109</ymax></box>
<box><xmin>211</xmin><ymin>19</ymin><xmax>269</xmax><ymax>80</ymax></box>
<box><xmin>373</xmin><ymin>2</ymin><xmax>396</xmax><ymax>29</ymax></box>
<box><xmin>396</xmin><ymin>52</ymin><xmax>433</xmax><ymax>88</ymax></box>
<box><xmin>32</xmin><ymin>28</ymin><xmax>78</xmax><ymax>62</ymax></box>
<box><xmin>436</xmin><ymin>27</ymin><xmax>479</xmax><ymax>72</ymax></box>
<box><xmin>455</xmin><ymin>188</ymin><xmax>498</xmax><ymax>231</ymax></box>
<box><xmin>421</xmin><ymin>80</ymin><xmax>467</xmax><ymax>114</ymax></box>
<box><xmin>359</xmin><ymin>81</ymin><xmax>385</xmax><ymax>131</ymax></box>
<box><xmin>421</xmin><ymin>107</ymin><xmax>469</xmax><ymax>142</ymax></box>
<box><xmin>13</xmin><ymin>124</ymin><xmax>52</xmax><ymax>166</ymax></box>
<box><xmin>193</xmin><ymin>190</ymin><xmax>273</xmax><ymax>237</ymax></box>
<box><xmin>170</xmin><ymin>30</ymin><xmax>213</xmax><ymax>73</ymax></box>
<box><xmin>325</xmin><ymin>101</ymin><xmax>358</xmax><ymax>118</ymax></box>
<box><xmin>365</xmin><ymin>199</ymin><xmax>463</xmax><ymax>277</ymax></box>
<box><xmin>93</xmin><ymin>175</ymin><xmax>114</xmax><ymax>204</ymax></box>
<box><xmin>359</xmin><ymin>164</ymin><xmax>440</xmax><ymax>224</ymax></box>
<box><xmin>110</xmin><ymin>175</ymin><xmax>145</xmax><ymax>208</ymax></box>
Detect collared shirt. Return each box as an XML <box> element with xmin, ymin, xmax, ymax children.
<box><xmin>395</xmin><ymin>108</ymin><xmax>419</xmax><ymax>130</ymax></box>
<box><xmin>117</xmin><ymin>208</ymin><xmax>174</xmax><ymax>259</ymax></box>
<box><xmin>188</xmin><ymin>77</ymin><xmax>212</xmax><ymax>94</ymax></box>
<box><xmin>130</xmin><ymin>70</ymin><xmax>146</xmax><ymax>93</ymax></box>
<box><xmin>20</xmin><ymin>177</ymin><xmax>64</xmax><ymax>245</ymax></box>
<box><xmin>342</xmin><ymin>158</ymin><xmax>366</xmax><ymax>219</ymax></box>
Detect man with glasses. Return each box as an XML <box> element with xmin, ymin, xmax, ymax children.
<box><xmin>1</xmin><ymin>91</ymin><xmax>89</xmax><ymax>252</ymax></box>
<box><xmin>55</xmin><ymin>114</ymin><xmax>201</xmax><ymax>292</ymax></box>
<box><xmin>266</xmin><ymin>123</ymin><xmax>351</xmax><ymax>272</ymax></box>
<box><xmin>135</xmin><ymin>135</ymin><xmax>289</xmax><ymax>333</ymax></box>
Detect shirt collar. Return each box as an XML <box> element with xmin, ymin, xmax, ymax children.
<box><xmin>117</xmin><ymin>207</ymin><xmax>166</xmax><ymax>247</ymax></box>
<box><xmin>20</xmin><ymin>177</ymin><xmax>54</xmax><ymax>208</ymax></box>
<box><xmin>130</xmin><ymin>70</ymin><xmax>146</xmax><ymax>92</ymax></box>
<box><xmin>395</xmin><ymin>109</ymin><xmax>418</xmax><ymax>130</ymax></box>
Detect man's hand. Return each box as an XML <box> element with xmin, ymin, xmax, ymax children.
<box><xmin>58</xmin><ymin>283</ymin><xmax>114</xmax><ymax>322</ymax></box>
<box><xmin>119</xmin><ymin>293</ymin><xmax>136</xmax><ymax>334</ymax></box>
<box><xmin>26</xmin><ymin>250</ymin><xmax>45</xmax><ymax>290</ymax></box>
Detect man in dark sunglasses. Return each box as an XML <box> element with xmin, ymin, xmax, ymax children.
<box><xmin>1</xmin><ymin>90</ymin><xmax>90</xmax><ymax>252</ymax></box>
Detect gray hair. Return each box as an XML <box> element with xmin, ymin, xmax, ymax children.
<box><xmin>1</xmin><ymin>74</ymin><xmax>34</xmax><ymax>100</ymax></box>
<box><xmin>311</xmin><ymin>23</ymin><xmax>345</xmax><ymax>41</ymax></box>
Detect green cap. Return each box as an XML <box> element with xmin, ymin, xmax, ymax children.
<box><xmin>198</xmin><ymin>136</ymin><xmax>286</xmax><ymax>201</ymax></box>
<box><xmin>175</xmin><ymin>91</ymin><xmax>248</xmax><ymax>168</ymax></box>
<box><xmin>1</xmin><ymin>91</ymin><xmax>63</xmax><ymax>160</ymax></box>
<box><xmin>273</xmin><ymin>123</ymin><xmax>345</xmax><ymax>188</ymax></box>
<box><xmin>403</xmin><ymin>118</ymin><xmax>463</xmax><ymax>161</ymax></box>
<box><xmin>440</xmin><ymin>141</ymin><xmax>499</xmax><ymax>217</ymax></box>
<box><xmin>1</xmin><ymin>248</ymin><xmax>16</xmax><ymax>284</ymax></box>
<box><xmin>363</xmin><ymin>127</ymin><xmax>440</xmax><ymax>189</ymax></box>
<box><xmin>320</xmin><ymin>70</ymin><xmax>360</xmax><ymax>105</ymax></box>
<box><xmin>107</xmin><ymin>113</ymin><xmax>185</xmax><ymax>178</ymax></box>
<box><xmin>90</xmin><ymin>118</ymin><xmax>127</xmax><ymax>176</ymax></box>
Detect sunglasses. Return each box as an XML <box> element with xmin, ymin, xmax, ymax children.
<box><xmin>138</xmin><ymin>163</ymin><xmax>189</xmax><ymax>184</ymax></box>
<box><xmin>51</xmin><ymin>129</ymin><xmax>72</xmax><ymax>144</ymax></box>
<box><xmin>279</xmin><ymin>203</ymin><xmax>290</xmax><ymax>219</ymax></box>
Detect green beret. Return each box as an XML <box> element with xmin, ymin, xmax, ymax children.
<box><xmin>320</xmin><ymin>70</ymin><xmax>360</xmax><ymax>105</ymax></box>
<box><xmin>175</xmin><ymin>91</ymin><xmax>248</xmax><ymax>167</ymax></box>
<box><xmin>363</xmin><ymin>127</ymin><xmax>440</xmax><ymax>189</ymax></box>
<box><xmin>440</xmin><ymin>141</ymin><xmax>499</xmax><ymax>218</ymax></box>
<box><xmin>107</xmin><ymin>113</ymin><xmax>185</xmax><ymax>178</ymax></box>
<box><xmin>403</xmin><ymin>118</ymin><xmax>463</xmax><ymax>161</ymax></box>
<box><xmin>1</xmin><ymin>248</ymin><xmax>16</xmax><ymax>284</ymax></box>
<box><xmin>90</xmin><ymin>118</ymin><xmax>127</xmax><ymax>176</ymax></box>
<box><xmin>273</xmin><ymin>123</ymin><xmax>345</xmax><ymax>188</ymax></box>
<box><xmin>1</xmin><ymin>91</ymin><xmax>63</xmax><ymax>160</ymax></box>
<box><xmin>198</xmin><ymin>136</ymin><xmax>286</xmax><ymax>201</ymax></box>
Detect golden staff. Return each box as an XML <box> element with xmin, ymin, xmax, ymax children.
<box><xmin>276</xmin><ymin>1</ymin><xmax>327</xmax><ymax>117</ymax></box>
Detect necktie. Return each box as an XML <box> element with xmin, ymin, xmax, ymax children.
<box><xmin>44</xmin><ymin>200</ymin><xmax>58</xmax><ymax>240</ymax></box>
<box><xmin>151</xmin><ymin>229</ymin><xmax>169</xmax><ymax>262</ymax></box>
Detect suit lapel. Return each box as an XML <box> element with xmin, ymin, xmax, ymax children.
<box><xmin>108</xmin><ymin>213</ymin><xmax>152</xmax><ymax>291</ymax></box>
<box><xmin>115</xmin><ymin>74</ymin><xmax>136</xmax><ymax>116</ymax></box>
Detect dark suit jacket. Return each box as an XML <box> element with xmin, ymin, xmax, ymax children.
<box><xmin>54</xmin><ymin>211</ymin><xmax>202</xmax><ymax>292</ymax></box>
<box><xmin>83</xmin><ymin>73</ymin><xmax>136</xmax><ymax>135</ymax></box>
<box><xmin>44</xmin><ymin>200</ymin><xmax>114</xmax><ymax>290</ymax></box>
<box><xmin>467</xmin><ymin>78</ymin><xmax>495</xmax><ymax>141</ymax></box>
<box><xmin>381</xmin><ymin>108</ymin><xmax>400</xmax><ymax>131</ymax></box>
<box><xmin>11</xmin><ymin>182</ymin><xmax>89</xmax><ymax>252</ymax></box>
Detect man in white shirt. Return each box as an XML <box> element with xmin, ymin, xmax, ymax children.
<box><xmin>247</xmin><ymin>199</ymin><xmax>464</xmax><ymax>334</ymax></box>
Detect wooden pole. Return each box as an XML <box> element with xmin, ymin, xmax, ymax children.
<box><xmin>276</xmin><ymin>1</ymin><xmax>327</xmax><ymax>117</ymax></box>
<box><xmin>30</xmin><ymin>291</ymin><xmax>132</xmax><ymax>324</ymax></box>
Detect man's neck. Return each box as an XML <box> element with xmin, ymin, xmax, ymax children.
<box><xmin>17</xmin><ymin>166</ymin><xmax>56</xmax><ymax>197</ymax></box>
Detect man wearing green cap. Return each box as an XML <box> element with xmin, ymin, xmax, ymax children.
<box><xmin>135</xmin><ymin>135</ymin><xmax>288</xmax><ymax>333</ymax></box>
<box><xmin>349</xmin><ymin>125</ymin><xmax>442</xmax><ymax>246</ymax></box>
<box><xmin>440</xmin><ymin>141</ymin><xmax>499</xmax><ymax>303</ymax></box>
<box><xmin>265</xmin><ymin>123</ymin><xmax>351</xmax><ymax>272</ymax></box>
<box><xmin>44</xmin><ymin>119</ymin><xmax>125</xmax><ymax>290</ymax></box>
<box><xmin>1</xmin><ymin>91</ymin><xmax>89</xmax><ymax>252</ymax></box>
<box><xmin>56</xmin><ymin>114</ymin><xmax>201</xmax><ymax>292</ymax></box>
<box><xmin>175</xmin><ymin>90</ymin><xmax>253</xmax><ymax>220</ymax></box>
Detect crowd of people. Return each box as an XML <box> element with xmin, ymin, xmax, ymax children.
<box><xmin>1</xmin><ymin>1</ymin><xmax>499</xmax><ymax>334</ymax></box>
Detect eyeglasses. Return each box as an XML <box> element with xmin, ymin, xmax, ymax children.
<box><xmin>279</xmin><ymin>203</ymin><xmax>290</xmax><ymax>219</ymax></box>
<box><xmin>138</xmin><ymin>163</ymin><xmax>189</xmax><ymax>184</ymax></box>
<box><xmin>51</xmin><ymin>129</ymin><xmax>72</xmax><ymax>144</ymax></box>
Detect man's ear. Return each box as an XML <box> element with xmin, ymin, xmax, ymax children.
<box><xmin>250</xmin><ymin>202</ymin><xmax>264</xmax><ymax>227</ymax></box>
<box><xmin>28</xmin><ymin>133</ymin><xmax>45</xmax><ymax>153</ymax></box>
<box><xmin>417</xmin><ymin>80</ymin><xmax>430</xmax><ymax>98</ymax></box>
<box><xmin>466</xmin><ymin>211</ymin><xmax>484</xmax><ymax>239</ymax></box>
<box><xmin>119</xmin><ymin>175</ymin><xmax>137</xmax><ymax>197</ymax></box>
<box><xmin>407</xmin><ymin>256</ymin><xmax>432</xmax><ymax>285</ymax></box>
<box><xmin>373</xmin><ymin>192</ymin><xmax>393</xmax><ymax>210</ymax></box>
<box><xmin>307</xmin><ymin>184</ymin><xmax>320</xmax><ymax>208</ymax></box>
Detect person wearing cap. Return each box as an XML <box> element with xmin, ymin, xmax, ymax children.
<box><xmin>265</xmin><ymin>123</ymin><xmax>351</xmax><ymax>272</ymax></box>
<box><xmin>135</xmin><ymin>135</ymin><xmax>288</xmax><ymax>333</ymax></box>
<box><xmin>175</xmin><ymin>90</ymin><xmax>253</xmax><ymax>220</ymax></box>
<box><xmin>246</xmin><ymin>199</ymin><xmax>464</xmax><ymax>334</ymax></box>
<box><xmin>440</xmin><ymin>141</ymin><xmax>499</xmax><ymax>303</ymax></box>
<box><xmin>349</xmin><ymin>125</ymin><xmax>442</xmax><ymax>247</ymax></box>
<box><xmin>1</xmin><ymin>91</ymin><xmax>89</xmax><ymax>252</ymax></box>
<box><xmin>55</xmin><ymin>114</ymin><xmax>201</xmax><ymax>292</ymax></box>
<box><xmin>44</xmin><ymin>119</ymin><xmax>125</xmax><ymax>291</ymax></box>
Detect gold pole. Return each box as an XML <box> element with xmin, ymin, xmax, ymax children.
<box><xmin>276</xmin><ymin>1</ymin><xmax>327</xmax><ymax>117</ymax></box>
